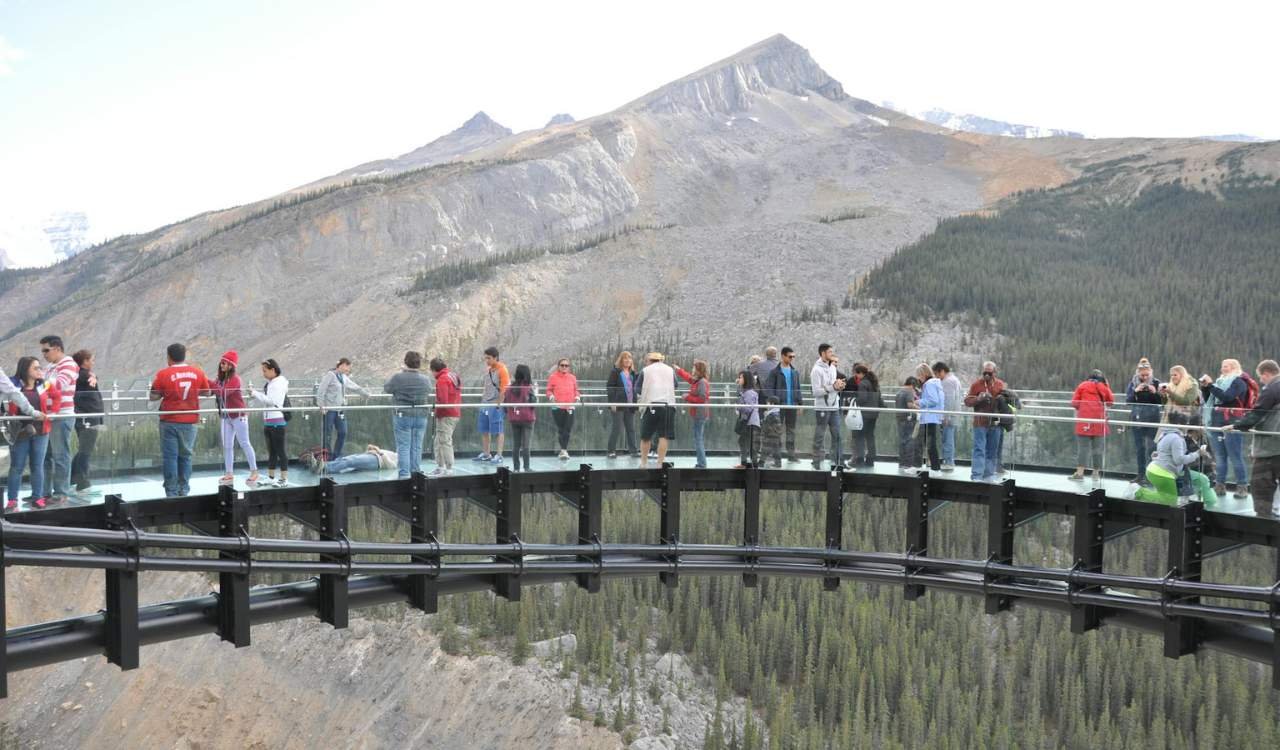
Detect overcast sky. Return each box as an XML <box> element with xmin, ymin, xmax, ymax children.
<box><xmin>1</xmin><ymin>0</ymin><xmax>1275</xmax><ymax>262</ymax></box>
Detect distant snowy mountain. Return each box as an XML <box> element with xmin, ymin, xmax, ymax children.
<box><xmin>0</xmin><ymin>211</ymin><xmax>92</xmax><ymax>269</ymax></box>
<box><xmin>43</xmin><ymin>211</ymin><xmax>92</xmax><ymax>262</ymax></box>
<box><xmin>917</xmin><ymin>108</ymin><xmax>1084</xmax><ymax>139</ymax></box>
<box><xmin>1196</xmin><ymin>134</ymin><xmax>1267</xmax><ymax>143</ymax></box>
<box><xmin>545</xmin><ymin>113</ymin><xmax>575</xmax><ymax>127</ymax></box>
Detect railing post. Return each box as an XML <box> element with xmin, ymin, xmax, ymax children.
<box><xmin>743</xmin><ymin>466</ymin><xmax>761</xmax><ymax>588</ymax></box>
<box><xmin>217</xmin><ymin>484</ymin><xmax>251</xmax><ymax>647</ymax></box>
<box><xmin>1164</xmin><ymin>500</ymin><xmax>1203</xmax><ymax>658</ymax></box>
<box><xmin>1</xmin><ymin>521</ymin><xmax>7</xmax><ymax>699</ymax></box>
<box><xmin>1272</xmin><ymin>549</ymin><xmax>1280</xmax><ymax>690</ymax></box>
<box><xmin>103</xmin><ymin>494</ymin><xmax>140</xmax><ymax>670</ymax></box>
<box><xmin>984</xmin><ymin>479</ymin><xmax>1016</xmax><ymax>614</ymax></box>
<box><xmin>494</xmin><ymin>467</ymin><xmax>523</xmax><ymax>601</ymax></box>
<box><xmin>823</xmin><ymin>467</ymin><xmax>844</xmax><ymax>591</ymax></box>
<box><xmin>904</xmin><ymin>473</ymin><xmax>929</xmax><ymax>601</ymax></box>
<box><xmin>659</xmin><ymin>464</ymin><xmax>681</xmax><ymax>588</ymax></box>
<box><xmin>408</xmin><ymin>472</ymin><xmax>439</xmax><ymax>613</ymax></box>
<box><xmin>575</xmin><ymin>464</ymin><xmax>603</xmax><ymax>593</ymax></box>
<box><xmin>1069</xmin><ymin>488</ymin><xmax>1106</xmax><ymax>633</ymax></box>
<box><xmin>317</xmin><ymin>478</ymin><xmax>349</xmax><ymax>629</ymax></box>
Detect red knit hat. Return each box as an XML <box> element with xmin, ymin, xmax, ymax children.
<box><xmin>220</xmin><ymin>350</ymin><xmax>239</xmax><ymax>367</ymax></box>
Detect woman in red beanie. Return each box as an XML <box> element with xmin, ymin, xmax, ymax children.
<box><xmin>209</xmin><ymin>350</ymin><xmax>260</xmax><ymax>487</ymax></box>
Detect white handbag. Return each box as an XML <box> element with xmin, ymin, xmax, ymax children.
<box><xmin>844</xmin><ymin>407</ymin><xmax>863</xmax><ymax>431</ymax></box>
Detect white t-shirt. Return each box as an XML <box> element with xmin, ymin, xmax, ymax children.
<box><xmin>639</xmin><ymin>362</ymin><xmax>676</xmax><ymax>405</ymax></box>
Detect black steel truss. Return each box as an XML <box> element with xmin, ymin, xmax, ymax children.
<box><xmin>4</xmin><ymin>464</ymin><xmax>1280</xmax><ymax>699</ymax></box>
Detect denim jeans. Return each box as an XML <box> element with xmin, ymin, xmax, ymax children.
<box><xmin>812</xmin><ymin>410</ymin><xmax>842</xmax><ymax>465</ymax></box>
<box><xmin>48</xmin><ymin>416</ymin><xmax>74</xmax><ymax>496</ymax></box>
<box><xmin>160</xmin><ymin>421</ymin><xmax>198</xmax><ymax>497</ymax></box>
<box><xmin>971</xmin><ymin>426</ymin><xmax>1002</xmax><ymax>481</ymax></box>
<box><xmin>7</xmin><ymin>435</ymin><xmax>49</xmax><ymax>500</ymax></box>
<box><xmin>325</xmin><ymin>452</ymin><xmax>380</xmax><ymax>474</ymax></box>
<box><xmin>1208</xmin><ymin>429</ymin><xmax>1248</xmax><ymax>485</ymax></box>
<box><xmin>941</xmin><ymin>423</ymin><xmax>957</xmax><ymax>465</ymax></box>
<box><xmin>691</xmin><ymin>416</ymin><xmax>708</xmax><ymax>467</ymax></box>
<box><xmin>393</xmin><ymin>413</ymin><xmax>428</xmax><ymax>478</ymax></box>
<box><xmin>1131</xmin><ymin>425</ymin><xmax>1157</xmax><ymax>477</ymax></box>
<box><xmin>71</xmin><ymin>423</ymin><xmax>99</xmax><ymax>489</ymax></box>
<box><xmin>323</xmin><ymin>410</ymin><xmax>348</xmax><ymax>458</ymax></box>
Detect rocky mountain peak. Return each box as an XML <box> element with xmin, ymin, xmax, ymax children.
<box><xmin>627</xmin><ymin>33</ymin><xmax>846</xmax><ymax>116</ymax></box>
<box><xmin>545</xmin><ymin>113</ymin><xmax>575</xmax><ymax>127</ymax></box>
<box><xmin>457</xmin><ymin>111</ymin><xmax>512</xmax><ymax>137</ymax></box>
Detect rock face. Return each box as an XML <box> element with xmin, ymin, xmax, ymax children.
<box><xmin>0</xmin><ymin>34</ymin><xmax>1275</xmax><ymax>385</ymax></box>
<box><xmin>546</xmin><ymin>113</ymin><xmax>576</xmax><ymax>127</ymax></box>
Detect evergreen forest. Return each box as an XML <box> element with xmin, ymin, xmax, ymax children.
<box><xmin>863</xmin><ymin>169</ymin><xmax>1280</xmax><ymax>387</ymax></box>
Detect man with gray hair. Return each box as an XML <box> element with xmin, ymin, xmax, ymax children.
<box><xmin>751</xmin><ymin>347</ymin><xmax>779</xmax><ymax>390</ymax></box>
<box><xmin>963</xmin><ymin>360</ymin><xmax>1007</xmax><ymax>483</ymax></box>
<box><xmin>1224</xmin><ymin>359</ymin><xmax>1280</xmax><ymax>517</ymax></box>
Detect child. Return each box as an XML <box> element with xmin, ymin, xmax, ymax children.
<box><xmin>761</xmin><ymin>397</ymin><xmax>784</xmax><ymax>467</ymax></box>
<box><xmin>896</xmin><ymin>376</ymin><xmax>920</xmax><ymax>472</ymax></box>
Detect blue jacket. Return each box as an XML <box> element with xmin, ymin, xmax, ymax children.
<box><xmin>918</xmin><ymin>378</ymin><xmax>945</xmax><ymax>425</ymax></box>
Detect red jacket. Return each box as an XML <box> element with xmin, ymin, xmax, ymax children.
<box><xmin>963</xmin><ymin>377</ymin><xmax>1006</xmax><ymax>428</ymax></box>
<box><xmin>676</xmin><ymin>367</ymin><xmax>711</xmax><ymax>419</ymax></box>
<box><xmin>434</xmin><ymin>368</ymin><xmax>462</xmax><ymax>418</ymax></box>
<box><xmin>209</xmin><ymin>374</ymin><xmax>247</xmax><ymax>419</ymax></box>
<box><xmin>1071</xmin><ymin>379</ymin><xmax>1114</xmax><ymax>436</ymax></box>
<box><xmin>7</xmin><ymin>379</ymin><xmax>61</xmax><ymax>436</ymax></box>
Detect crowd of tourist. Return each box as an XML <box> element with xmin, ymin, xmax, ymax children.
<box><xmin>2</xmin><ymin>335</ymin><xmax>1277</xmax><ymax>517</ymax></box>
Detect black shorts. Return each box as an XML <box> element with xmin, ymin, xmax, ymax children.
<box><xmin>640</xmin><ymin>404</ymin><xmax>676</xmax><ymax>442</ymax></box>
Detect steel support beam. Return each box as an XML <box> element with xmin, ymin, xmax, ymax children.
<box><xmin>216</xmin><ymin>484</ymin><xmax>251</xmax><ymax>647</ymax></box>
<box><xmin>985</xmin><ymin>479</ymin><xmax>1016</xmax><ymax>614</ymax></box>
<box><xmin>1069</xmin><ymin>488</ymin><xmax>1107</xmax><ymax>634</ymax></box>
<box><xmin>743</xmin><ymin>467</ymin><xmax>761</xmax><ymax>588</ymax></box>
<box><xmin>904</xmin><ymin>473</ymin><xmax>929</xmax><ymax>601</ymax></box>
<box><xmin>824</xmin><ymin>468</ymin><xmax>844</xmax><ymax>591</ymax></box>
<box><xmin>575</xmin><ymin>465</ymin><xmax>603</xmax><ymax>593</ymax></box>
<box><xmin>407</xmin><ymin>472</ymin><xmax>439</xmax><ymax>613</ymax></box>
<box><xmin>317</xmin><ymin>479</ymin><xmax>349</xmax><ymax>628</ymax></box>
<box><xmin>659</xmin><ymin>465</ymin><xmax>681</xmax><ymax>588</ymax></box>
<box><xmin>1164</xmin><ymin>500</ymin><xmax>1204</xmax><ymax>658</ymax></box>
<box><xmin>103</xmin><ymin>494</ymin><xmax>139</xmax><ymax>671</ymax></box>
<box><xmin>494</xmin><ymin>468</ymin><xmax>522</xmax><ymax>601</ymax></box>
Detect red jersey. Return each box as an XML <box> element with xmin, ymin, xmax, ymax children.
<box><xmin>151</xmin><ymin>364</ymin><xmax>211</xmax><ymax>423</ymax></box>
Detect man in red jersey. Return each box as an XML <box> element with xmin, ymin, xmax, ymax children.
<box><xmin>149</xmin><ymin>343</ymin><xmax>210</xmax><ymax>497</ymax></box>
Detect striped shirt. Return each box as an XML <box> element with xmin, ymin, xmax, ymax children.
<box><xmin>50</xmin><ymin>355</ymin><xmax>78</xmax><ymax>414</ymax></box>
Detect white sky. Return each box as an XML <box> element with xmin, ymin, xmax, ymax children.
<box><xmin>1</xmin><ymin>0</ymin><xmax>1276</xmax><ymax>260</ymax></box>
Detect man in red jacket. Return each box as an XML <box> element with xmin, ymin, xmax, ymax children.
<box><xmin>429</xmin><ymin>357</ymin><xmax>462</xmax><ymax>477</ymax></box>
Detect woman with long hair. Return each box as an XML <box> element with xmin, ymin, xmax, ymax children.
<box><xmin>606</xmin><ymin>351</ymin><xmax>638</xmax><ymax>459</ymax></box>
<box><xmin>5</xmin><ymin>356</ymin><xmax>59</xmax><ymax>510</ymax></box>
<box><xmin>734</xmin><ymin>370</ymin><xmax>760</xmax><ymax>468</ymax></box>
<box><xmin>504</xmin><ymin>364</ymin><xmax>537</xmax><ymax>472</ymax></box>
<box><xmin>209</xmin><ymin>350</ymin><xmax>259</xmax><ymax>487</ymax></box>
<box><xmin>250</xmin><ymin>358</ymin><xmax>290</xmax><ymax>487</ymax></box>
<box><xmin>850</xmin><ymin>364</ymin><xmax>883</xmax><ymax>468</ymax></box>
<box><xmin>676</xmin><ymin>359</ymin><xmax>711</xmax><ymax>468</ymax></box>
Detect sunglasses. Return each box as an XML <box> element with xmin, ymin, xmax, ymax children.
<box><xmin>982</xmin><ymin>372</ymin><xmax>995</xmax><ymax>376</ymax></box>
<box><xmin>558</xmin><ymin>363</ymin><xmax>571</xmax><ymax>368</ymax></box>
<box><xmin>40</xmin><ymin>348</ymin><xmax>51</xmax><ymax>354</ymax></box>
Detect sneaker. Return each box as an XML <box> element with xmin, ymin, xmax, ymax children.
<box><xmin>941</xmin><ymin>464</ymin><xmax>955</xmax><ymax>473</ymax></box>
<box><xmin>489</xmin><ymin>454</ymin><xmax>505</xmax><ymax>464</ymax></box>
<box><xmin>472</xmin><ymin>453</ymin><xmax>492</xmax><ymax>462</ymax></box>
<box><xmin>275</xmin><ymin>477</ymin><xmax>290</xmax><ymax>488</ymax></box>
<box><xmin>218</xmin><ymin>475</ymin><xmax>235</xmax><ymax>486</ymax></box>
<box><xmin>4</xmin><ymin>498</ymin><xmax>16</xmax><ymax>512</ymax></box>
<box><xmin>786</xmin><ymin>456</ymin><xmax>800</xmax><ymax>464</ymax></box>
<box><xmin>648</xmin><ymin>451</ymin><xmax>658</xmax><ymax>460</ymax></box>
<box><xmin>1233</xmin><ymin>487</ymin><xmax>1250</xmax><ymax>500</ymax></box>
<box><xmin>46</xmin><ymin>494</ymin><xmax>69</xmax><ymax>506</ymax></box>
<box><xmin>771</xmin><ymin>460</ymin><xmax>782</xmax><ymax>468</ymax></box>
<box><xmin>1069</xmin><ymin>469</ymin><xmax>1085</xmax><ymax>481</ymax></box>
<box><xmin>1122</xmin><ymin>482</ymin><xmax>1140</xmax><ymax>500</ymax></box>
<box><xmin>1214</xmin><ymin>482</ymin><xmax>1227</xmax><ymax>496</ymax></box>
<box><xmin>427</xmin><ymin>468</ymin><xmax>448</xmax><ymax>478</ymax></box>
<box><xmin>558</xmin><ymin>450</ymin><xmax>570</xmax><ymax>460</ymax></box>
<box><xmin>246</xmin><ymin>473</ymin><xmax>260</xmax><ymax>487</ymax></box>
<box><xmin>732</xmin><ymin>463</ymin><xmax>747</xmax><ymax>469</ymax></box>
<box><xmin>811</xmin><ymin>461</ymin><xmax>823</xmax><ymax>471</ymax></box>
<box><xmin>606</xmin><ymin>452</ymin><xmax>617</xmax><ymax>459</ymax></box>
<box><xmin>30</xmin><ymin>497</ymin><xmax>48</xmax><ymax>509</ymax></box>
<box><xmin>899</xmin><ymin>467</ymin><xmax>915</xmax><ymax>475</ymax></box>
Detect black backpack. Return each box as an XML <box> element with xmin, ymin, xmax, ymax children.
<box><xmin>282</xmin><ymin>395</ymin><xmax>293</xmax><ymax>423</ymax></box>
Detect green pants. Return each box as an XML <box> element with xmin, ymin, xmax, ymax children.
<box><xmin>1134</xmin><ymin>464</ymin><xmax>1215</xmax><ymax>505</ymax></box>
